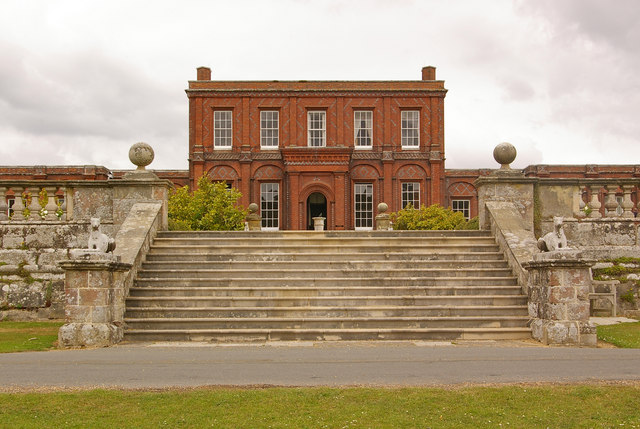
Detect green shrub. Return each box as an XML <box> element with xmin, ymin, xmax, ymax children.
<box><xmin>593</xmin><ymin>265</ymin><xmax>635</xmax><ymax>279</ymax></box>
<box><xmin>391</xmin><ymin>204</ymin><xmax>475</xmax><ymax>230</ymax></box>
<box><xmin>462</xmin><ymin>216</ymin><xmax>479</xmax><ymax>230</ymax></box>
<box><xmin>620</xmin><ymin>288</ymin><xmax>636</xmax><ymax>304</ymax></box>
<box><xmin>611</xmin><ymin>257</ymin><xmax>640</xmax><ymax>265</ymax></box>
<box><xmin>168</xmin><ymin>176</ymin><xmax>247</xmax><ymax>231</ymax></box>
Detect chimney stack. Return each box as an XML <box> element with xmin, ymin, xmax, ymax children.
<box><xmin>421</xmin><ymin>66</ymin><xmax>436</xmax><ymax>80</ymax></box>
<box><xmin>197</xmin><ymin>66</ymin><xmax>211</xmax><ymax>81</ymax></box>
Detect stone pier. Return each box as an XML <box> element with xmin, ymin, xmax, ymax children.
<box><xmin>58</xmin><ymin>253</ymin><xmax>131</xmax><ymax>347</ymax></box>
<box><xmin>525</xmin><ymin>251</ymin><xmax>596</xmax><ymax>346</ymax></box>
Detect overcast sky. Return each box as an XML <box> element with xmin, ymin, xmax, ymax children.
<box><xmin>1</xmin><ymin>0</ymin><xmax>639</xmax><ymax>171</ymax></box>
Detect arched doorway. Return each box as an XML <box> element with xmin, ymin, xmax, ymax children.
<box><xmin>306</xmin><ymin>192</ymin><xmax>327</xmax><ymax>230</ymax></box>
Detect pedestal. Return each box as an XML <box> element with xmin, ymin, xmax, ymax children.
<box><xmin>312</xmin><ymin>217</ymin><xmax>325</xmax><ymax>231</ymax></box>
<box><xmin>524</xmin><ymin>251</ymin><xmax>596</xmax><ymax>346</ymax></box>
<box><xmin>58</xmin><ymin>253</ymin><xmax>132</xmax><ymax>347</ymax></box>
<box><xmin>376</xmin><ymin>214</ymin><xmax>391</xmax><ymax>230</ymax></box>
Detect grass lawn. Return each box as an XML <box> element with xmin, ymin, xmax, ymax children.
<box><xmin>0</xmin><ymin>385</ymin><xmax>639</xmax><ymax>428</ymax></box>
<box><xmin>597</xmin><ymin>322</ymin><xmax>640</xmax><ymax>348</ymax></box>
<box><xmin>0</xmin><ymin>321</ymin><xmax>64</xmax><ymax>353</ymax></box>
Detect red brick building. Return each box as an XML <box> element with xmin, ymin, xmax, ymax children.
<box><xmin>187</xmin><ymin>66</ymin><xmax>448</xmax><ymax>230</ymax></box>
<box><xmin>3</xmin><ymin>67</ymin><xmax>639</xmax><ymax>226</ymax></box>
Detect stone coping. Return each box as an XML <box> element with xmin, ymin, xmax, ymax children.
<box><xmin>58</xmin><ymin>259</ymin><xmax>131</xmax><ymax>272</ymax></box>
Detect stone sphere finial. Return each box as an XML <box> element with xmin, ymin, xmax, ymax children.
<box><xmin>493</xmin><ymin>142</ymin><xmax>517</xmax><ymax>169</ymax></box>
<box><xmin>248</xmin><ymin>203</ymin><xmax>259</xmax><ymax>213</ymax></box>
<box><xmin>129</xmin><ymin>142</ymin><xmax>155</xmax><ymax>171</ymax></box>
<box><xmin>377</xmin><ymin>202</ymin><xmax>388</xmax><ymax>214</ymax></box>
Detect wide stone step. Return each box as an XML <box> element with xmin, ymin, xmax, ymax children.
<box><xmin>124</xmin><ymin>305</ymin><xmax>528</xmax><ymax>318</ymax></box>
<box><xmin>124</xmin><ymin>316</ymin><xmax>529</xmax><ymax>330</ymax></box>
<box><xmin>134</xmin><ymin>276</ymin><xmax>519</xmax><ymax>287</ymax></box>
<box><xmin>136</xmin><ymin>268</ymin><xmax>515</xmax><ymax>279</ymax></box>
<box><xmin>123</xmin><ymin>327</ymin><xmax>532</xmax><ymax>342</ymax></box>
<box><xmin>157</xmin><ymin>230</ymin><xmax>493</xmax><ymax>239</ymax></box>
<box><xmin>152</xmin><ymin>237</ymin><xmax>498</xmax><ymax>246</ymax></box>
<box><xmin>147</xmin><ymin>243</ymin><xmax>501</xmax><ymax>254</ymax></box>
<box><xmin>128</xmin><ymin>285</ymin><xmax>524</xmax><ymax>298</ymax></box>
<box><xmin>144</xmin><ymin>251</ymin><xmax>507</xmax><ymax>262</ymax></box>
<box><xmin>124</xmin><ymin>230</ymin><xmax>530</xmax><ymax>343</ymax></box>
<box><xmin>125</xmin><ymin>295</ymin><xmax>527</xmax><ymax>307</ymax></box>
<box><xmin>139</xmin><ymin>259</ymin><xmax>509</xmax><ymax>271</ymax></box>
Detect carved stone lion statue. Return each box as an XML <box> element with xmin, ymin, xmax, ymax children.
<box><xmin>87</xmin><ymin>217</ymin><xmax>116</xmax><ymax>253</ymax></box>
<box><xmin>537</xmin><ymin>216</ymin><xmax>569</xmax><ymax>252</ymax></box>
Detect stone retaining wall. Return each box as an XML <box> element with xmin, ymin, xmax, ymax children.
<box><xmin>0</xmin><ymin>177</ymin><xmax>170</xmax><ymax>321</ymax></box>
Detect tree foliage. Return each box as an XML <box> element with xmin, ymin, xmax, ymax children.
<box><xmin>390</xmin><ymin>204</ymin><xmax>478</xmax><ymax>230</ymax></box>
<box><xmin>168</xmin><ymin>176</ymin><xmax>247</xmax><ymax>231</ymax></box>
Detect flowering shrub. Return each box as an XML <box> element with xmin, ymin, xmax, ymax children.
<box><xmin>390</xmin><ymin>204</ymin><xmax>478</xmax><ymax>230</ymax></box>
<box><xmin>168</xmin><ymin>176</ymin><xmax>247</xmax><ymax>231</ymax></box>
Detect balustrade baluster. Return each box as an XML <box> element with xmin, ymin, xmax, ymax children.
<box><xmin>11</xmin><ymin>188</ymin><xmax>25</xmax><ymax>221</ymax></box>
<box><xmin>588</xmin><ymin>186</ymin><xmax>602</xmax><ymax>219</ymax></box>
<box><xmin>621</xmin><ymin>185</ymin><xmax>635</xmax><ymax>219</ymax></box>
<box><xmin>58</xmin><ymin>188</ymin><xmax>67</xmax><ymax>221</ymax></box>
<box><xmin>44</xmin><ymin>187</ymin><xmax>59</xmax><ymax>221</ymax></box>
<box><xmin>603</xmin><ymin>186</ymin><xmax>619</xmax><ymax>218</ymax></box>
<box><xmin>575</xmin><ymin>185</ymin><xmax>586</xmax><ymax>217</ymax></box>
<box><xmin>0</xmin><ymin>188</ymin><xmax>8</xmax><ymax>221</ymax></box>
<box><xmin>27</xmin><ymin>188</ymin><xmax>42</xmax><ymax>221</ymax></box>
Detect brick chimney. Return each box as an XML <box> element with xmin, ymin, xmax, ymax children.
<box><xmin>197</xmin><ymin>66</ymin><xmax>211</xmax><ymax>81</ymax></box>
<box><xmin>422</xmin><ymin>66</ymin><xmax>436</xmax><ymax>80</ymax></box>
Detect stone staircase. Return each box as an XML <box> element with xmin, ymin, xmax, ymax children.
<box><xmin>123</xmin><ymin>230</ymin><xmax>531</xmax><ymax>342</ymax></box>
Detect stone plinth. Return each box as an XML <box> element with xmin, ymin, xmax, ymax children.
<box><xmin>524</xmin><ymin>250</ymin><xmax>596</xmax><ymax>346</ymax></box>
<box><xmin>245</xmin><ymin>203</ymin><xmax>261</xmax><ymax>231</ymax></box>
<box><xmin>375</xmin><ymin>202</ymin><xmax>391</xmax><ymax>230</ymax></box>
<box><xmin>58</xmin><ymin>255</ymin><xmax>131</xmax><ymax>348</ymax></box>
<box><xmin>312</xmin><ymin>217</ymin><xmax>326</xmax><ymax>231</ymax></box>
<box><xmin>375</xmin><ymin>214</ymin><xmax>390</xmax><ymax>230</ymax></box>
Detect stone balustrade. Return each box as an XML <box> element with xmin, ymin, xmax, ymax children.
<box><xmin>575</xmin><ymin>180</ymin><xmax>639</xmax><ymax>219</ymax></box>
<box><xmin>0</xmin><ymin>183</ymin><xmax>68</xmax><ymax>222</ymax></box>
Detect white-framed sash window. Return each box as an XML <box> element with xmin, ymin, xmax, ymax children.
<box><xmin>452</xmin><ymin>199</ymin><xmax>471</xmax><ymax>220</ymax></box>
<box><xmin>354</xmin><ymin>111</ymin><xmax>372</xmax><ymax>149</ymax></box>
<box><xmin>261</xmin><ymin>183</ymin><xmax>279</xmax><ymax>230</ymax></box>
<box><xmin>401</xmin><ymin>182</ymin><xmax>420</xmax><ymax>209</ymax></box>
<box><xmin>307</xmin><ymin>111</ymin><xmax>326</xmax><ymax>147</ymax></box>
<box><xmin>401</xmin><ymin>110</ymin><xmax>419</xmax><ymax>149</ymax></box>
<box><xmin>354</xmin><ymin>183</ymin><xmax>373</xmax><ymax>230</ymax></box>
<box><xmin>260</xmin><ymin>110</ymin><xmax>279</xmax><ymax>149</ymax></box>
<box><xmin>214</xmin><ymin>110</ymin><xmax>233</xmax><ymax>149</ymax></box>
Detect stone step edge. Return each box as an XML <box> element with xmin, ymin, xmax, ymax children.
<box><xmin>134</xmin><ymin>276</ymin><xmax>519</xmax><ymax>282</ymax></box>
<box><xmin>137</xmin><ymin>268</ymin><xmax>515</xmax><ymax>274</ymax></box>
<box><xmin>149</xmin><ymin>244</ymin><xmax>499</xmax><ymax>250</ymax></box>
<box><xmin>125</xmin><ymin>327</ymin><xmax>531</xmax><ymax>334</ymax></box>
<box><xmin>145</xmin><ymin>253</ymin><xmax>505</xmax><ymax>259</ymax></box>
<box><xmin>125</xmin><ymin>304</ymin><xmax>528</xmax><ymax>310</ymax></box>
<box><xmin>125</xmin><ymin>294</ymin><xmax>526</xmax><ymax>301</ymax></box>
<box><xmin>157</xmin><ymin>230</ymin><xmax>491</xmax><ymax>236</ymax></box>
<box><xmin>124</xmin><ymin>315</ymin><xmax>530</xmax><ymax>323</ymax></box>
<box><xmin>128</xmin><ymin>286</ymin><xmax>523</xmax><ymax>293</ymax></box>
<box><xmin>153</xmin><ymin>235</ymin><xmax>494</xmax><ymax>241</ymax></box>
<box><xmin>140</xmin><ymin>259</ymin><xmax>509</xmax><ymax>265</ymax></box>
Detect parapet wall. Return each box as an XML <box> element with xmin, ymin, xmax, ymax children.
<box><xmin>0</xmin><ymin>178</ymin><xmax>170</xmax><ymax>320</ymax></box>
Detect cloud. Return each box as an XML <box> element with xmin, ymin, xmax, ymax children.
<box><xmin>0</xmin><ymin>0</ymin><xmax>638</xmax><ymax>171</ymax></box>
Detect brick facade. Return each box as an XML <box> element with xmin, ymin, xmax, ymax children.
<box><xmin>187</xmin><ymin>66</ymin><xmax>447</xmax><ymax>230</ymax></box>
